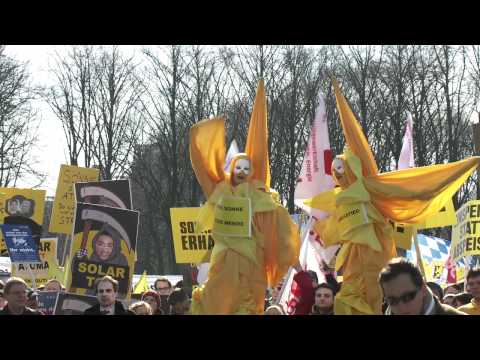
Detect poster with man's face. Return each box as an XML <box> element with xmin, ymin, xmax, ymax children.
<box><xmin>74</xmin><ymin>179</ymin><xmax>133</xmax><ymax>210</ymax></box>
<box><xmin>66</xmin><ymin>202</ymin><xmax>139</xmax><ymax>300</ymax></box>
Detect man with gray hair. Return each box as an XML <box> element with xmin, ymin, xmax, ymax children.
<box><xmin>0</xmin><ymin>277</ymin><xmax>43</xmax><ymax>315</ymax></box>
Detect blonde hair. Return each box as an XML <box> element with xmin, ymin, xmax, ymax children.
<box><xmin>129</xmin><ymin>301</ymin><xmax>153</xmax><ymax>315</ymax></box>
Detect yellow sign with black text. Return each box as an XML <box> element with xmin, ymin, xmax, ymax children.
<box><xmin>336</xmin><ymin>203</ymin><xmax>371</xmax><ymax>237</ymax></box>
<box><xmin>170</xmin><ymin>207</ymin><xmax>214</xmax><ymax>264</ymax></box>
<box><xmin>451</xmin><ymin>200</ymin><xmax>480</xmax><ymax>262</ymax></box>
<box><xmin>416</xmin><ymin>198</ymin><xmax>457</xmax><ymax>230</ymax></box>
<box><xmin>49</xmin><ymin>165</ymin><xmax>99</xmax><ymax>234</ymax></box>
<box><xmin>213</xmin><ymin>197</ymin><xmax>252</xmax><ymax>238</ymax></box>
<box><xmin>0</xmin><ymin>188</ymin><xmax>46</xmax><ymax>256</ymax></box>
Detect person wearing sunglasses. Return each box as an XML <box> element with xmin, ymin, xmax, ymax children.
<box><xmin>379</xmin><ymin>258</ymin><xmax>466</xmax><ymax>315</ymax></box>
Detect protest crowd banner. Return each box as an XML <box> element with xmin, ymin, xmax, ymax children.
<box><xmin>451</xmin><ymin>200</ymin><xmax>480</xmax><ymax>263</ymax></box>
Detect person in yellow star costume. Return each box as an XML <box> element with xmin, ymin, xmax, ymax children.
<box><xmin>304</xmin><ymin>79</ymin><xmax>480</xmax><ymax>315</ymax></box>
<box><xmin>189</xmin><ymin>80</ymin><xmax>300</xmax><ymax>315</ymax></box>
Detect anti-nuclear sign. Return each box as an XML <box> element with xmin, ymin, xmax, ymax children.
<box><xmin>49</xmin><ymin>165</ymin><xmax>99</xmax><ymax>235</ymax></box>
<box><xmin>451</xmin><ymin>200</ymin><xmax>480</xmax><ymax>262</ymax></box>
<box><xmin>1</xmin><ymin>225</ymin><xmax>40</xmax><ymax>263</ymax></box>
<box><xmin>336</xmin><ymin>203</ymin><xmax>371</xmax><ymax>237</ymax></box>
<box><xmin>12</xmin><ymin>238</ymin><xmax>58</xmax><ymax>288</ymax></box>
<box><xmin>66</xmin><ymin>202</ymin><xmax>139</xmax><ymax>300</ymax></box>
<box><xmin>170</xmin><ymin>207</ymin><xmax>214</xmax><ymax>264</ymax></box>
<box><xmin>213</xmin><ymin>197</ymin><xmax>252</xmax><ymax>238</ymax></box>
<box><xmin>0</xmin><ymin>187</ymin><xmax>46</xmax><ymax>256</ymax></box>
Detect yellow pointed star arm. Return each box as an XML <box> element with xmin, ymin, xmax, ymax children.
<box><xmin>189</xmin><ymin>116</ymin><xmax>226</xmax><ymax>198</ymax></box>
<box><xmin>303</xmin><ymin>188</ymin><xmax>339</xmax><ymax>214</ymax></box>
<box><xmin>365</xmin><ymin>156</ymin><xmax>480</xmax><ymax>223</ymax></box>
<box><xmin>245</xmin><ymin>79</ymin><xmax>271</xmax><ymax>188</ymax></box>
<box><xmin>333</xmin><ymin>79</ymin><xmax>378</xmax><ymax>177</ymax></box>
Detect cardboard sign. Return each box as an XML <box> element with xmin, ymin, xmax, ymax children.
<box><xmin>336</xmin><ymin>203</ymin><xmax>371</xmax><ymax>236</ymax></box>
<box><xmin>451</xmin><ymin>200</ymin><xmax>480</xmax><ymax>262</ymax></box>
<box><xmin>0</xmin><ymin>187</ymin><xmax>45</xmax><ymax>256</ymax></box>
<box><xmin>170</xmin><ymin>207</ymin><xmax>214</xmax><ymax>264</ymax></box>
<box><xmin>74</xmin><ymin>179</ymin><xmax>133</xmax><ymax>210</ymax></box>
<box><xmin>66</xmin><ymin>202</ymin><xmax>139</xmax><ymax>300</ymax></box>
<box><xmin>1</xmin><ymin>224</ymin><xmax>40</xmax><ymax>263</ymax></box>
<box><xmin>49</xmin><ymin>165</ymin><xmax>99</xmax><ymax>235</ymax></box>
<box><xmin>11</xmin><ymin>238</ymin><xmax>59</xmax><ymax>287</ymax></box>
<box><xmin>37</xmin><ymin>291</ymin><xmax>60</xmax><ymax>315</ymax></box>
<box><xmin>416</xmin><ymin>198</ymin><xmax>457</xmax><ymax>230</ymax></box>
<box><xmin>213</xmin><ymin>197</ymin><xmax>252</xmax><ymax>237</ymax></box>
<box><xmin>54</xmin><ymin>292</ymin><xmax>99</xmax><ymax>315</ymax></box>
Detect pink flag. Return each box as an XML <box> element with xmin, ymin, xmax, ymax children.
<box><xmin>398</xmin><ymin>112</ymin><xmax>414</xmax><ymax>170</ymax></box>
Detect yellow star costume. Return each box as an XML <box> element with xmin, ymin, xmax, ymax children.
<box><xmin>189</xmin><ymin>80</ymin><xmax>300</xmax><ymax>314</ymax></box>
<box><xmin>305</xmin><ymin>80</ymin><xmax>480</xmax><ymax>315</ymax></box>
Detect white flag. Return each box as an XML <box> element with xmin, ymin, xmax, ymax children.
<box><xmin>294</xmin><ymin>93</ymin><xmax>335</xmax><ymax>219</ymax></box>
<box><xmin>224</xmin><ymin>139</ymin><xmax>240</xmax><ymax>172</ymax></box>
<box><xmin>398</xmin><ymin>112</ymin><xmax>414</xmax><ymax>170</ymax></box>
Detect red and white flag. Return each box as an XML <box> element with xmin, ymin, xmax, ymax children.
<box><xmin>277</xmin><ymin>92</ymin><xmax>338</xmax><ymax>314</ymax></box>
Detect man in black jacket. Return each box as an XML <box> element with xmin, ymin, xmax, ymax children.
<box><xmin>84</xmin><ymin>276</ymin><xmax>133</xmax><ymax>315</ymax></box>
<box><xmin>0</xmin><ymin>277</ymin><xmax>43</xmax><ymax>315</ymax></box>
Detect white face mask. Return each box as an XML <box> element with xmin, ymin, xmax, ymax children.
<box><xmin>332</xmin><ymin>158</ymin><xmax>345</xmax><ymax>175</ymax></box>
<box><xmin>233</xmin><ymin>159</ymin><xmax>251</xmax><ymax>185</ymax></box>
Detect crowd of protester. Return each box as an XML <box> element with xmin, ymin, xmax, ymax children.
<box><xmin>0</xmin><ymin>258</ymin><xmax>479</xmax><ymax>315</ymax></box>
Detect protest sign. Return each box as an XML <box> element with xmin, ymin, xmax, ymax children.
<box><xmin>37</xmin><ymin>291</ymin><xmax>60</xmax><ymax>315</ymax></box>
<box><xmin>54</xmin><ymin>292</ymin><xmax>98</xmax><ymax>315</ymax></box>
<box><xmin>11</xmin><ymin>238</ymin><xmax>59</xmax><ymax>287</ymax></box>
<box><xmin>0</xmin><ymin>187</ymin><xmax>45</xmax><ymax>256</ymax></box>
<box><xmin>213</xmin><ymin>197</ymin><xmax>251</xmax><ymax>237</ymax></box>
<box><xmin>1</xmin><ymin>224</ymin><xmax>40</xmax><ymax>263</ymax></box>
<box><xmin>132</xmin><ymin>274</ymin><xmax>184</xmax><ymax>290</ymax></box>
<box><xmin>49</xmin><ymin>165</ymin><xmax>99</xmax><ymax>235</ymax></box>
<box><xmin>74</xmin><ymin>179</ymin><xmax>132</xmax><ymax>210</ymax></box>
<box><xmin>336</xmin><ymin>203</ymin><xmax>372</xmax><ymax>237</ymax></box>
<box><xmin>170</xmin><ymin>207</ymin><xmax>214</xmax><ymax>264</ymax></box>
<box><xmin>66</xmin><ymin>202</ymin><xmax>139</xmax><ymax>299</ymax></box>
<box><xmin>451</xmin><ymin>200</ymin><xmax>480</xmax><ymax>262</ymax></box>
<box><xmin>391</xmin><ymin>221</ymin><xmax>415</xmax><ymax>250</ymax></box>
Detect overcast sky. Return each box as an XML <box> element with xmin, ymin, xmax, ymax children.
<box><xmin>3</xmin><ymin>45</ymin><xmax>144</xmax><ymax>196</ymax></box>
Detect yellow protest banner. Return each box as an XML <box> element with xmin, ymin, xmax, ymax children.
<box><xmin>0</xmin><ymin>187</ymin><xmax>46</xmax><ymax>256</ymax></box>
<box><xmin>416</xmin><ymin>198</ymin><xmax>457</xmax><ymax>230</ymax></box>
<box><xmin>49</xmin><ymin>165</ymin><xmax>99</xmax><ymax>234</ymax></box>
<box><xmin>170</xmin><ymin>207</ymin><xmax>214</xmax><ymax>264</ymax></box>
<box><xmin>213</xmin><ymin>197</ymin><xmax>252</xmax><ymax>237</ymax></box>
<box><xmin>11</xmin><ymin>238</ymin><xmax>58</xmax><ymax>288</ymax></box>
<box><xmin>451</xmin><ymin>200</ymin><xmax>480</xmax><ymax>262</ymax></box>
<box><xmin>336</xmin><ymin>203</ymin><xmax>371</xmax><ymax>237</ymax></box>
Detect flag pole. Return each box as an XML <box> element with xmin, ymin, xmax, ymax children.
<box><xmin>413</xmin><ymin>228</ymin><xmax>427</xmax><ymax>281</ymax></box>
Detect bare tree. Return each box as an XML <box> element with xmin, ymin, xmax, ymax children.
<box><xmin>0</xmin><ymin>46</ymin><xmax>44</xmax><ymax>187</ymax></box>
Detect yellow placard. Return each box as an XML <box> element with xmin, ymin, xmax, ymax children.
<box><xmin>416</xmin><ymin>198</ymin><xmax>457</xmax><ymax>230</ymax></box>
<box><xmin>213</xmin><ymin>197</ymin><xmax>252</xmax><ymax>238</ymax></box>
<box><xmin>49</xmin><ymin>165</ymin><xmax>99</xmax><ymax>234</ymax></box>
<box><xmin>336</xmin><ymin>203</ymin><xmax>371</xmax><ymax>236</ymax></box>
<box><xmin>392</xmin><ymin>222</ymin><xmax>414</xmax><ymax>250</ymax></box>
<box><xmin>456</xmin><ymin>267</ymin><xmax>465</xmax><ymax>282</ymax></box>
<box><xmin>451</xmin><ymin>200</ymin><xmax>480</xmax><ymax>262</ymax></box>
<box><xmin>11</xmin><ymin>238</ymin><xmax>58</xmax><ymax>288</ymax></box>
<box><xmin>170</xmin><ymin>207</ymin><xmax>214</xmax><ymax>264</ymax></box>
<box><xmin>0</xmin><ymin>187</ymin><xmax>46</xmax><ymax>256</ymax></box>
